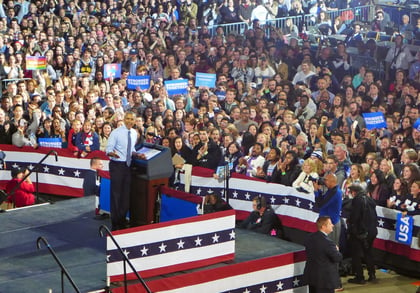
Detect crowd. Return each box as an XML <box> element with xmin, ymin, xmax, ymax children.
<box><xmin>0</xmin><ymin>0</ymin><xmax>419</xmax><ymax>215</ymax></box>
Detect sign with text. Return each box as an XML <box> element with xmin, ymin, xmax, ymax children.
<box><xmin>395</xmin><ymin>213</ymin><xmax>413</xmax><ymax>245</ymax></box>
<box><xmin>362</xmin><ymin>112</ymin><xmax>386</xmax><ymax>130</ymax></box>
<box><xmin>104</xmin><ymin>63</ymin><xmax>121</xmax><ymax>79</ymax></box>
<box><xmin>127</xmin><ymin>75</ymin><xmax>150</xmax><ymax>90</ymax></box>
<box><xmin>26</xmin><ymin>56</ymin><xmax>47</xmax><ymax>70</ymax></box>
<box><xmin>164</xmin><ymin>79</ymin><xmax>188</xmax><ymax>95</ymax></box>
<box><xmin>195</xmin><ymin>72</ymin><xmax>216</xmax><ymax>88</ymax></box>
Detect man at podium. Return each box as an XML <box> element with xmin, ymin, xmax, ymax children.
<box><xmin>106</xmin><ymin>112</ymin><xmax>145</xmax><ymax>231</ymax></box>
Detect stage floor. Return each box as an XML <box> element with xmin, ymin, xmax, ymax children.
<box><xmin>0</xmin><ymin>197</ymin><xmax>304</xmax><ymax>292</ymax></box>
<box><xmin>0</xmin><ymin>196</ymin><xmax>109</xmax><ymax>293</ymax></box>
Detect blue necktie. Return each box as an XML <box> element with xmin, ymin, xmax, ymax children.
<box><xmin>126</xmin><ymin>129</ymin><xmax>132</xmax><ymax>167</ymax></box>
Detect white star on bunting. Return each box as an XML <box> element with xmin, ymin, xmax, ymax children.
<box><xmin>159</xmin><ymin>242</ymin><xmax>167</xmax><ymax>253</ymax></box>
<box><xmin>140</xmin><ymin>246</ymin><xmax>148</xmax><ymax>256</ymax></box>
<box><xmin>177</xmin><ymin>239</ymin><xmax>185</xmax><ymax>249</ymax></box>
<box><xmin>212</xmin><ymin>233</ymin><xmax>220</xmax><ymax>243</ymax></box>
<box><xmin>194</xmin><ymin>236</ymin><xmax>202</xmax><ymax>246</ymax></box>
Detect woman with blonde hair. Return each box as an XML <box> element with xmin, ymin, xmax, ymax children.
<box><xmin>379</xmin><ymin>158</ymin><xmax>396</xmax><ymax>191</ymax></box>
<box><xmin>293</xmin><ymin>158</ymin><xmax>319</xmax><ymax>193</ymax></box>
<box><xmin>255</xmin><ymin>132</ymin><xmax>271</xmax><ymax>157</ymax></box>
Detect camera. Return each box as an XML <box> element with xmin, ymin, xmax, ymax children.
<box><xmin>309</xmin><ymin>176</ymin><xmax>324</xmax><ymax>185</ymax></box>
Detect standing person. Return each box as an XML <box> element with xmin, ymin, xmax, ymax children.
<box><xmin>314</xmin><ymin>174</ymin><xmax>343</xmax><ymax>246</ymax></box>
<box><xmin>303</xmin><ymin>216</ymin><xmax>343</xmax><ymax>293</ymax></box>
<box><xmin>106</xmin><ymin>112</ymin><xmax>144</xmax><ymax>231</ymax></box>
<box><xmin>347</xmin><ymin>184</ymin><xmax>378</xmax><ymax>284</ymax></box>
<box><xmin>313</xmin><ymin>173</ymin><xmax>344</xmax><ymax>291</ymax></box>
<box><xmin>192</xmin><ymin>127</ymin><xmax>221</xmax><ymax>170</ymax></box>
<box><xmin>83</xmin><ymin>157</ymin><xmax>105</xmax><ymax>218</ymax></box>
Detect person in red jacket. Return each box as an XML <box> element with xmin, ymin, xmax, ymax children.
<box><xmin>6</xmin><ymin>167</ymin><xmax>35</xmax><ymax>208</ymax></box>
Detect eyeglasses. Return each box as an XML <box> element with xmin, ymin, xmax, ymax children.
<box><xmin>147</xmin><ymin>132</ymin><xmax>155</xmax><ymax>136</ymax></box>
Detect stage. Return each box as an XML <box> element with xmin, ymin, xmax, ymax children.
<box><xmin>0</xmin><ymin>197</ymin><xmax>306</xmax><ymax>293</ymax></box>
<box><xmin>0</xmin><ymin>196</ymin><xmax>108</xmax><ymax>293</ymax></box>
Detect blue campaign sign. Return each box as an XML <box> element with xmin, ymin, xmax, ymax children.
<box><xmin>164</xmin><ymin>79</ymin><xmax>188</xmax><ymax>95</ymax></box>
<box><xmin>395</xmin><ymin>213</ymin><xmax>413</xmax><ymax>245</ymax></box>
<box><xmin>127</xmin><ymin>75</ymin><xmax>150</xmax><ymax>90</ymax></box>
<box><xmin>104</xmin><ymin>63</ymin><xmax>121</xmax><ymax>79</ymax></box>
<box><xmin>362</xmin><ymin>112</ymin><xmax>387</xmax><ymax>130</ymax></box>
<box><xmin>195</xmin><ymin>72</ymin><xmax>216</xmax><ymax>88</ymax></box>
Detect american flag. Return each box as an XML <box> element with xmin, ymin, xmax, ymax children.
<box><xmin>107</xmin><ymin>210</ymin><xmax>236</xmax><ymax>282</ymax></box>
<box><xmin>0</xmin><ymin>145</ymin><xmax>109</xmax><ymax>197</ymax></box>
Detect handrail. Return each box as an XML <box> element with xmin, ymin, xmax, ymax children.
<box><xmin>7</xmin><ymin>150</ymin><xmax>58</xmax><ymax>207</ymax></box>
<box><xmin>201</xmin><ymin>5</ymin><xmax>375</xmax><ymax>36</ymax></box>
<box><xmin>99</xmin><ymin>225</ymin><xmax>153</xmax><ymax>293</ymax></box>
<box><xmin>36</xmin><ymin>236</ymin><xmax>81</xmax><ymax>293</ymax></box>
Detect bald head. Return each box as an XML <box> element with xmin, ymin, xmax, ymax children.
<box><xmin>324</xmin><ymin>173</ymin><xmax>337</xmax><ymax>189</ymax></box>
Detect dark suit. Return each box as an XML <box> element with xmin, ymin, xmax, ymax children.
<box><xmin>303</xmin><ymin>231</ymin><xmax>343</xmax><ymax>293</ymax></box>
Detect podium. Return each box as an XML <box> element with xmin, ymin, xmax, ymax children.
<box><xmin>130</xmin><ymin>143</ymin><xmax>173</xmax><ymax>226</ymax></box>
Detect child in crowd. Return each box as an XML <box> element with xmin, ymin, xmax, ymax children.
<box><xmin>75</xmin><ymin>121</ymin><xmax>100</xmax><ymax>158</ymax></box>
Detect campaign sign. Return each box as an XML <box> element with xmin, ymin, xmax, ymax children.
<box><xmin>195</xmin><ymin>72</ymin><xmax>216</xmax><ymax>88</ymax></box>
<box><xmin>26</xmin><ymin>56</ymin><xmax>47</xmax><ymax>70</ymax></box>
<box><xmin>165</xmin><ymin>79</ymin><xmax>188</xmax><ymax>95</ymax></box>
<box><xmin>395</xmin><ymin>213</ymin><xmax>413</xmax><ymax>245</ymax></box>
<box><xmin>104</xmin><ymin>63</ymin><xmax>121</xmax><ymax>79</ymax></box>
<box><xmin>127</xmin><ymin>75</ymin><xmax>150</xmax><ymax>90</ymax></box>
<box><xmin>362</xmin><ymin>112</ymin><xmax>387</xmax><ymax>130</ymax></box>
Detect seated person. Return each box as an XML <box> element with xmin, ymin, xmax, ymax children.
<box><xmin>203</xmin><ymin>192</ymin><xmax>232</xmax><ymax>214</ymax></box>
<box><xmin>5</xmin><ymin>167</ymin><xmax>35</xmax><ymax>208</ymax></box>
<box><xmin>237</xmin><ymin>196</ymin><xmax>284</xmax><ymax>238</ymax></box>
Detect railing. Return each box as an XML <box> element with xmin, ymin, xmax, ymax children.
<box><xmin>0</xmin><ymin>78</ymin><xmax>31</xmax><ymax>98</ymax></box>
<box><xmin>36</xmin><ymin>237</ymin><xmax>81</xmax><ymax>293</ymax></box>
<box><xmin>203</xmin><ymin>5</ymin><xmax>375</xmax><ymax>37</ymax></box>
<box><xmin>99</xmin><ymin>225</ymin><xmax>153</xmax><ymax>293</ymax></box>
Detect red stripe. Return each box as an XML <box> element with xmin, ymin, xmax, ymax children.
<box><xmin>0</xmin><ymin>181</ymin><xmax>83</xmax><ymax>197</ymax></box>
<box><xmin>236</xmin><ymin>210</ymin><xmax>317</xmax><ymax>232</ymax></box>
<box><xmin>281</xmin><ymin>215</ymin><xmax>317</xmax><ymax>232</ymax></box>
<box><xmin>112</xmin><ymin>209</ymin><xmax>235</xmax><ymax>235</ymax></box>
<box><xmin>374</xmin><ymin>238</ymin><xmax>420</xmax><ymax>262</ymax></box>
<box><xmin>111</xmin><ymin>250</ymin><xmax>306</xmax><ymax>293</ymax></box>
<box><xmin>161</xmin><ymin>186</ymin><xmax>203</xmax><ymax>204</ymax></box>
<box><xmin>0</xmin><ymin>144</ymin><xmax>109</xmax><ymax>160</ymax></box>
<box><xmin>110</xmin><ymin>253</ymin><xmax>235</xmax><ymax>282</ymax></box>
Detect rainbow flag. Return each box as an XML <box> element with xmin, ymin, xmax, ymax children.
<box><xmin>26</xmin><ymin>56</ymin><xmax>47</xmax><ymax>70</ymax></box>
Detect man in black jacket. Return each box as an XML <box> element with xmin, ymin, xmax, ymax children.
<box><xmin>192</xmin><ymin>127</ymin><xmax>221</xmax><ymax>170</ymax></box>
<box><xmin>303</xmin><ymin>216</ymin><xmax>343</xmax><ymax>293</ymax></box>
<box><xmin>347</xmin><ymin>184</ymin><xmax>378</xmax><ymax>284</ymax></box>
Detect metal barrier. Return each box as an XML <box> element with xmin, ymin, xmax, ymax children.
<box><xmin>204</xmin><ymin>5</ymin><xmax>375</xmax><ymax>37</ymax></box>
<box><xmin>1</xmin><ymin>77</ymin><xmax>31</xmax><ymax>98</ymax></box>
